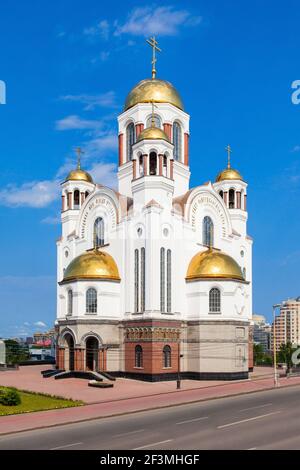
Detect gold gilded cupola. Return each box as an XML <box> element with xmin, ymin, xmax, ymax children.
<box><xmin>216</xmin><ymin>145</ymin><xmax>243</xmax><ymax>182</ymax></box>
<box><xmin>65</xmin><ymin>147</ymin><xmax>93</xmax><ymax>184</ymax></box>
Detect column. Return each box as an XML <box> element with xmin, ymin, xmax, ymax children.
<box><xmin>224</xmin><ymin>191</ymin><xmax>228</xmax><ymax>207</ymax></box>
<box><xmin>170</xmin><ymin>159</ymin><xmax>174</xmax><ymax>180</ymax></box>
<box><xmin>118</xmin><ymin>133</ymin><xmax>124</xmax><ymax>166</ymax></box>
<box><xmin>184</xmin><ymin>133</ymin><xmax>189</xmax><ymax>166</ymax></box>
<box><xmin>56</xmin><ymin>347</ymin><xmax>65</xmax><ymax>370</ymax></box>
<box><xmin>244</xmin><ymin>194</ymin><xmax>247</xmax><ymax>211</ymax></box>
<box><xmin>236</xmin><ymin>191</ymin><xmax>241</xmax><ymax>209</ymax></box>
<box><xmin>61</xmin><ymin>195</ymin><xmax>65</xmax><ymax>212</ymax></box>
<box><xmin>67</xmin><ymin>192</ymin><xmax>72</xmax><ymax>209</ymax></box>
<box><xmin>74</xmin><ymin>348</ymin><xmax>84</xmax><ymax>371</ymax></box>
<box><xmin>158</xmin><ymin>154</ymin><xmax>163</xmax><ymax>176</ymax></box>
<box><xmin>133</xmin><ymin>158</ymin><xmax>137</xmax><ymax>179</ymax></box>
<box><xmin>163</xmin><ymin>123</ymin><xmax>172</xmax><ymax>141</ymax></box>
<box><xmin>135</xmin><ymin>123</ymin><xmax>144</xmax><ymax>139</ymax></box>
<box><xmin>143</xmin><ymin>154</ymin><xmax>148</xmax><ymax>176</ymax></box>
<box><xmin>80</xmin><ymin>192</ymin><xmax>85</xmax><ymax>206</ymax></box>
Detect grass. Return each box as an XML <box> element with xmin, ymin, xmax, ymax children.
<box><xmin>0</xmin><ymin>386</ymin><xmax>83</xmax><ymax>416</ymax></box>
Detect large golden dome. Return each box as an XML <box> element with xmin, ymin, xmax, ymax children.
<box><xmin>65</xmin><ymin>168</ymin><xmax>93</xmax><ymax>184</ymax></box>
<box><xmin>216</xmin><ymin>167</ymin><xmax>243</xmax><ymax>182</ymax></box>
<box><xmin>186</xmin><ymin>249</ymin><xmax>244</xmax><ymax>281</ymax></box>
<box><xmin>124</xmin><ymin>78</ymin><xmax>184</xmax><ymax>111</ymax></box>
<box><xmin>137</xmin><ymin>126</ymin><xmax>170</xmax><ymax>143</ymax></box>
<box><xmin>63</xmin><ymin>250</ymin><xmax>120</xmax><ymax>282</ymax></box>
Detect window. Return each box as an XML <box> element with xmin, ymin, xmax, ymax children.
<box><xmin>167</xmin><ymin>249</ymin><xmax>172</xmax><ymax>313</ymax></box>
<box><xmin>219</xmin><ymin>190</ymin><xmax>223</xmax><ymax>199</ymax></box>
<box><xmin>74</xmin><ymin>190</ymin><xmax>80</xmax><ymax>209</ymax></box>
<box><xmin>85</xmin><ymin>191</ymin><xmax>89</xmax><ymax>199</ymax></box>
<box><xmin>146</xmin><ymin>114</ymin><xmax>161</xmax><ymax>128</ymax></box>
<box><xmin>126</xmin><ymin>122</ymin><xmax>135</xmax><ymax>161</ymax></box>
<box><xmin>94</xmin><ymin>217</ymin><xmax>104</xmax><ymax>248</ymax></box>
<box><xmin>163</xmin><ymin>345</ymin><xmax>172</xmax><ymax>368</ymax></box>
<box><xmin>173</xmin><ymin>122</ymin><xmax>182</xmax><ymax>161</ymax></box>
<box><xmin>135</xmin><ymin>345</ymin><xmax>143</xmax><ymax>368</ymax></box>
<box><xmin>203</xmin><ymin>216</ymin><xmax>214</xmax><ymax>247</ymax></box>
<box><xmin>229</xmin><ymin>189</ymin><xmax>235</xmax><ymax>209</ymax></box>
<box><xmin>86</xmin><ymin>288</ymin><xmax>97</xmax><ymax>313</ymax></box>
<box><xmin>149</xmin><ymin>152</ymin><xmax>157</xmax><ymax>175</ymax></box>
<box><xmin>209</xmin><ymin>288</ymin><xmax>221</xmax><ymax>313</ymax></box>
<box><xmin>141</xmin><ymin>247</ymin><xmax>145</xmax><ymax>313</ymax></box>
<box><xmin>163</xmin><ymin>155</ymin><xmax>168</xmax><ymax>176</ymax></box>
<box><xmin>160</xmin><ymin>248</ymin><xmax>165</xmax><ymax>312</ymax></box>
<box><xmin>134</xmin><ymin>249</ymin><xmax>139</xmax><ymax>313</ymax></box>
<box><xmin>67</xmin><ymin>289</ymin><xmax>73</xmax><ymax>315</ymax></box>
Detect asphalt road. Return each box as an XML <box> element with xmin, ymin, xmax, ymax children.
<box><xmin>1</xmin><ymin>384</ymin><xmax>300</xmax><ymax>450</ymax></box>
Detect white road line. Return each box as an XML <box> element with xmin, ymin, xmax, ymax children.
<box><xmin>247</xmin><ymin>447</ymin><xmax>257</xmax><ymax>450</ymax></box>
<box><xmin>133</xmin><ymin>439</ymin><xmax>173</xmax><ymax>450</ymax></box>
<box><xmin>114</xmin><ymin>429</ymin><xmax>144</xmax><ymax>438</ymax></box>
<box><xmin>50</xmin><ymin>442</ymin><xmax>83</xmax><ymax>450</ymax></box>
<box><xmin>239</xmin><ymin>403</ymin><xmax>273</xmax><ymax>412</ymax></box>
<box><xmin>176</xmin><ymin>417</ymin><xmax>208</xmax><ymax>425</ymax></box>
<box><xmin>218</xmin><ymin>411</ymin><xmax>281</xmax><ymax>429</ymax></box>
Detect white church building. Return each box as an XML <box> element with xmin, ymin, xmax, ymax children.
<box><xmin>55</xmin><ymin>40</ymin><xmax>253</xmax><ymax>381</ymax></box>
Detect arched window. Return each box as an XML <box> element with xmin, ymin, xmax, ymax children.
<box><xmin>229</xmin><ymin>189</ymin><xmax>235</xmax><ymax>209</ymax></box>
<box><xmin>74</xmin><ymin>190</ymin><xmax>80</xmax><ymax>209</ymax></box>
<box><xmin>86</xmin><ymin>288</ymin><xmax>97</xmax><ymax>314</ymax></box>
<box><xmin>139</xmin><ymin>154</ymin><xmax>144</xmax><ymax>177</ymax></box>
<box><xmin>67</xmin><ymin>289</ymin><xmax>73</xmax><ymax>315</ymax></box>
<box><xmin>135</xmin><ymin>345</ymin><xmax>143</xmax><ymax>368</ymax></box>
<box><xmin>163</xmin><ymin>345</ymin><xmax>171</xmax><ymax>368</ymax></box>
<box><xmin>203</xmin><ymin>216</ymin><xmax>214</xmax><ymax>247</ymax></box>
<box><xmin>160</xmin><ymin>247</ymin><xmax>165</xmax><ymax>312</ymax></box>
<box><xmin>209</xmin><ymin>288</ymin><xmax>221</xmax><ymax>313</ymax></box>
<box><xmin>219</xmin><ymin>190</ymin><xmax>223</xmax><ymax>199</ymax></box>
<box><xmin>163</xmin><ymin>155</ymin><xmax>168</xmax><ymax>176</ymax></box>
<box><xmin>167</xmin><ymin>249</ymin><xmax>172</xmax><ymax>313</ymax></box>
<box><xmin>94</xmin><ymin>217</ymin><xmax>104</xmax><ymax>248</ymax></box>
<box><xmin>149</xmin><ymin>152</ymin><xmax>157</xmax><ymax>175</ymax></box>
<box><xmin>146</xmin><ymin>114</ymin><xmax>161</xmax><ymax>128</ymax></box>
<box><xmin>173</xmin><ymin>122</ymin><xmax>182</xmax><ymax>161</ymax></box>
<box><xmin>126</xmin><ymin>122</ymin><xmax>135</xmax><ymax>161</ymax></box>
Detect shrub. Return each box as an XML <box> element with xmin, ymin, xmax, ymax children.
<box><xmin>0</xmin><ymin>388</ymin><xmax>21</xmax><ymax>406</ymax></box>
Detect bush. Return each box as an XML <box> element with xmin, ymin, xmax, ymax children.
<box><xmin>0</xmin><ymin>388</ymin><xmax>21</xmax><ymax>406</ymax></box>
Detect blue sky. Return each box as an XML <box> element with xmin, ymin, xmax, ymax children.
<box><xmin>0</xmin><ymin>0</ymin><xmax>300</xmax><ymax>337</ymax></box>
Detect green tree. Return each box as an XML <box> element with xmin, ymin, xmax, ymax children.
<box><xmin>278</xmin><ymin>342</ymin><xmax>297</xmax><ymax>373</ymax></box>
<box><xmin>4</xmin><ymin>340</ymin><xmax>29</xmax><ymax>365</ymax></box>
<box><xmin>253</xmin><ymin>343</ymin><xmax>264</xmax><ymax>365</ymax></box>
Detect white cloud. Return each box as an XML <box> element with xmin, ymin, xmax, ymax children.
<box><xmin>60</xmin><ymin>91</ymin><xmax>116</xmax><ymax>110</ymax></box>
<box><xmin>89</xmin><ymin>161</ymin><xmax>117</xmax><ymax>187</ymax></box>
<box><xmin>291</xmin><ymin>145</ymin><xmax>300</xmax><ymax>153</ymax></box>
<box><xmin>114</xmin><ymin>6</ymin><xmax>202</xmax><ymax>37</ymax></box>
<box><xmin>84</xmin><ymin>19</ymin><xmax>110</xmax><ymax>40</ymax></box>
<box><xmin>0</xmin><ymin>180</ymin><xmax>59</xmax><ymax>208</ymax></box>
<box><xmin>41</xmin><ymin>215</ymin><xmax>61</xmax><ymax>225</ymax></box>
<box><xmin>34</xmin><ymin>321</ymin><xmax>47</xmax><ymax>328</ymax></box>
<box><xmin>83</xmin><ymin>133</ymin><xmax>118</xmax><ymax>157</ymax></box>
<box><xmin>55</xmin><ymin>114</ymin><xmax>102</xmax><ymax>131</ymax></box>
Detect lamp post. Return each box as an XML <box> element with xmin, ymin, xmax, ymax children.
<box><xmin>273</xmin><ymin>303</ymin><xmax>281</xmax><ymax>387</ymax></box>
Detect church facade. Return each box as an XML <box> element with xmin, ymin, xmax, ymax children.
<box><xmin>55</xmin><ymin>46</ymin><xmax>253</xmax><ymax>381</ymax></box>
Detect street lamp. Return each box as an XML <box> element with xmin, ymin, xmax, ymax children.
<box><xmin>273</xmin><ymin>303</ymin><xmax>281</xmax><ymax>387</ymax></box>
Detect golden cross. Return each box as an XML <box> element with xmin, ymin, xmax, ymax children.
<box><xmin>146</xmin><ymin>36</ymin><xmax>161</xmax><ymax>79</ymax></box>
<box><xmin>225</xmin><ymin>144</ymin><xmax>232</xmax><ymax>169</ymax></box>
<box><xmin>75</xmin><ymin>147</ymin><xmax>84</xmax><ymax>169</ymax></box>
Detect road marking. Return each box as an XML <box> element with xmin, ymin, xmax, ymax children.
<box><xmin>218</xmin><ymin>411</ymin><xmax>281</xmax><ymax>429</ymax></box>
<box><xmin>247</xmin><ymin>447</ymin><xmax>257</xmax><ymax>450</ymax></box>
<box><xmin>176</xmin><ymin>417</ymin><xmax>208</xmax><ymax>425</ymax></box>
<box><xmin>50</xmin><ymin>442</ymin><xmax>83</xmax><ymax>450</ymax></box>
<box><xmin>114</xmin><ymin>429</ymin><xmax>144</xmax><ymax>438</ymax></box>
<box><xmin>133</xmin><ymin>439</ymin><xmax>172</xmax><ymax>450</ymax></box>
<box><xmin>239</xmin><ymin>403</ymin><xmax>272</xmax><ymax>412</ymax></box>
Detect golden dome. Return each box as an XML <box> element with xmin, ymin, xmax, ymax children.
<box><xmin>124</xmin><ymin>78</ymin><xmax>184</xmax><ymax>111</ymax></box>
<box><xmin>216</xmin><ymin>168</ymin><xmax>243</xmax><ymax>182</ymax></box>
<box><xmin>186</xmin><ymin>249</ymin><xmax>244</xmax><ymax>281</ymax></box>
<box><xmin>137</xmin><ymin>126</ymin><xmax>170</xmax><ymax>143</ymax></box>
<box><xmin>65</xmin><ymin>168</ymin><xmax>93</xmax><ymax>184</ymax></box>
<box><xmin>63</xmin><ymin>250</ymin><xmax>120</xmax><ymax>282</ymax></box>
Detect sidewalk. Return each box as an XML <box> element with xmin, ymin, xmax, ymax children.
<box><xmin>1</xmin><ymin>367</ymin><xmax>300</xmax><ymax>435</ymax></box>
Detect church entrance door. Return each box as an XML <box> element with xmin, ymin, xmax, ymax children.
<box><xmin>85</xmin><ymin>337</ymin><xmax>99</xmax><ymax>371</ymax></box>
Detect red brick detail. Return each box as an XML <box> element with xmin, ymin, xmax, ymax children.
<box><xmin>56</xmin><ymin>347</ymin><xmax>65</xmax><ymax>370</ymax></box>
<box><xmin>164</xmin><ymin>123</ymin><xmax>172</xmax><ymax>141</ymax></box>
<box><xmin>125</xmin><ymin>342</ymin><xmax>179</xmax><ymax>375</ymax></box>
<box><xmin>236</xmin><ymin>191</ymin><xmax>241</xmax><ymax>209</ymax></box>
<box><xmin>224</xmin><ymin>191</ymin><xmax>228</xmax><ymax>207</ymax></box>
<box><xmin>118</xmin><ymin>133</ymin><xmax>124</xmax><ymax>166</ymax></box>
<box><xmin>67</xmin><ymin>192</ymin><xmax>72</xmax><ymax>209</ymax></box>
<box><xmin>135</xmin><ymin>123</ymin><xmax>144</xmax><ymax>139</ymax></box>
<box><xmin>98</xmin><ymin>349</ymin><xmax>107</xmax><ymax>372</ymax></box>
<box><xmin>184</xmin><ymin>133</ymin><xmax>189</xmax><ymax>166</ymax></box>
<box><xmin>244</xmin><ymin>194</ymin><xmax>247</xmax><ymax>211</ymax></box>
<box><xmin>80</xmin><ymin>192</ymin><xmax>85</xmax><ymax>206</ymax></box>
<box><xmin>170</xmin><ymin>159</ymin><xmax>174</xmax><ymax>180</ymax></box>
<box><xmin>61</xmin><ymin>195</ymin><xmax>65</xmax><ymax>212</ymax></box>
<box><xmin>143</xmin><ymin>154</ymin><xmax>148</xmax><ymax>176</ymax></box>
<box><xmin>159</xmin><ymin>154</ymin><xmax>163</xmax><ymax>176</ymax></box>
<box><xmin>74</xmin><ymin>349</ymin><xmax>85</xmax><ymax>371</ymax></box>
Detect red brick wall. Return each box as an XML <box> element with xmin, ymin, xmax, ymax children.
<box><xmin>125</xmin><ymin>342</ymin><xmax>179</xmax><ymax>375</ymax></box>
<box><xmin>56</xmin><ymin>347</ymin><xmax>65</xmax><ymax>370</ymax></box>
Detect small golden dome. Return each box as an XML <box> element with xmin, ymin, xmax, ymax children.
<box><xmin>124</xmin><ymin>78</ymin><xmax>184</xmax><ymax>111</ymax></box>
<box><xmin>65</xmin><ymin>168</ymin><xmax>93</xmax><ymax>184</ymax></box>
<box><xmin>63</xmin><ymin>250</ymin><xmax>120</xmax><ymax>282</ymax></box>
<box><xmin>137</xmin><ymin>126</ymin><xmax>170</xmax><ymax>143</ymax></box>
<box><xmin>216</xmin><ymin>168</ymin><xmax>243</xmax><ymax>182</ymax></box>
<box><xmin>186</xmin><ymin>249</ymin><xmax>244</xmax><ymax>281</ymax></box>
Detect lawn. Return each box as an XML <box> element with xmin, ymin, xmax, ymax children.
<box><xmin>0</xmin><ymin>386</ymin><xmax>83</xmax><ymax>416</ymax></box>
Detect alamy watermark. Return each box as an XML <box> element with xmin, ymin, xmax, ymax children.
<box><xmin>291</xmin><ymin>80</ymin><xmax>300</xmax><ymax>104</ymax></box>
<box><xmin>0</xmin><ymin>80</ymin><xmax>6</xmax><ymax>104</ymax></box>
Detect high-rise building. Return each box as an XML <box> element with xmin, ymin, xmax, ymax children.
<box><xmin>271</xmin><ymin>298</ymin><xmax>300</xmax><ymax>351</ymax></box>
<box><xmin>253</xmin><ymin>314</ymin><xmax>271</xmax><ymax>352</ymax></box>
